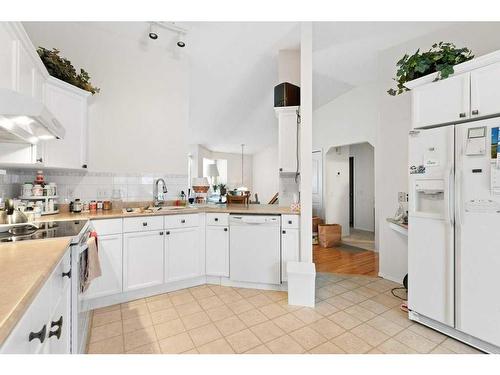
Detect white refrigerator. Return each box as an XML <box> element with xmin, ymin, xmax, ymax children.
<box><xmin>408</xmin><ymin>118</ymin><xmax>500</xmax><ymax>353</ymax></box>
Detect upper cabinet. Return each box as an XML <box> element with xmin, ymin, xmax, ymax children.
<box><xmin>43</xmin><ymin>79</ymin><xmax>89</xmax><ymax>169</ymax></box>
<box><xmin>470</xmin><ymin>62</ymin><xmax>500</xmax><ymax>120</ymax></box>
<box><xmin>0</xmin><ymin>22</ymin><xmax>91</xmax><ymax>170</ymax></box>
<box><xmin>412</xmin><ymin>73</ymin><xmax>470</xmax><ymax>128</ymax></box>
<box><xmin>409</xmin><ymin>51</ymin><xmax>500</xmax><ymax>129</ymax></box>
<box><xmin>275</xmin><ymin>106</ymin><xmax>299</xmax><ymax>174</ymax></box>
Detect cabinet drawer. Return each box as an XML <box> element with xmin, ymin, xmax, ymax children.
<box><xmin>165</xmin><ymin>214</ymin><xmax>199</xmax><ymax>229</ymax></box>
<box><xmin>206</xmin><ymin>213</ymin><xmax>229</xmax><ymax>226</ymax></box>
<box><xmin>92</xmin><ymin>218</ymin><xmax>123</xmax><ymax>235</ymax></box>
<box><xmin>123</xmin><ymin>216</ymin><xmax>163</xmax><ymax>232</ymax></box>
<box><xmin>282</xmin><ymin>215</ymin><xmax>299</xmax><ymax>229</ymax></box>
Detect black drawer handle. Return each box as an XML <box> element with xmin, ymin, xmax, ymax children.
<box><xmin>224</xmin><ymin>228</ymin><xmax>228</xmax><ymax>232</ymax></box>
<box><xmin>214</xmin><ymin>218</ymin><xmax>218</xmax><ymax>221</ymax></box>
<box><xmin>159</xmin><ymin>231</ymin><xmax>164</xmax><ymax>235</ymax></box>
<box><xmin>142</xmin><ymin>222</ymin><xmax>148</xmax><ymax>226</ymax></box>
<box><xmin>166</xmin><ymin>231</ymin><xmax>170</xmax><ymax>235</ymax></box>
<box><xmin>282</xmin><ymin>230</ymin><xmax>286</xmax><ymax>234</ymax></box>
<box><xmin>29</xmin><ymin>325</ymin><xmax>47</xmax><ymax>343</ymax></box>
<box><xmin>288</xmin><ymin>220</ymin><xmax>292</xmax><ymax>224</ymax></box>
<box><xmin>49</xmin><ymin>316</ymin><xmax>63</xmax><ymax>340</ymax></box>
<box><xmin>62</xmin><ymin>269</ymin><xmax>71</xmax><ymax>279</ymax></box>
<box><xmin>181</xmin><ymin>219</ymin><xmax>186</xmax><ymax>223</ymax></box>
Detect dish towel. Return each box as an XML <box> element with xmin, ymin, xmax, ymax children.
<box><xmin>82</xmin><ymin>232</ymin><xmax>102</xmax><ymax>292</ymax></box>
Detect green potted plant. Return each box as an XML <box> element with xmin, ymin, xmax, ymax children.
<box><xmin>37</xmin><ymin>47</ymin><xmax>100</xmax><ymax>95</ymax></box>
<box><xmin>387</xmin><ymin>42</ymin><xmax>473</xmax><ymax>96</ymax></box>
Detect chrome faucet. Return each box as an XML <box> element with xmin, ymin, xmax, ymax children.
<box><xmin>153</xmin><ymin>178</ymin><xmax>168</xmax><ymax>207</ymax></box>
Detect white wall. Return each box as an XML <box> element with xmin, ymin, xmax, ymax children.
<box><xmin>350</xmin><ymin>143</ymin><xmax>375</xmax><ymax>232</ymax></box>
<box><xmin>325</xmin><ymin>146</ymin><xmax>350</xmax><ymax>237</ymax></box>
<box><xmin>278</xmin><ymin>49</ymin><xmax>300</xmax><ymax>86</ymax></box>
<box><xmin>252</xmin><ymin>144</ymin><xmax>279</xmax><ymax>204</ymax></box>
<box><xmin>211</xmin><ymin>151</ymin><xmax>253</xmax><ymax>191</ymax></box>
<box><xmin>313</xmin><ymin>83</ymin><xmax>378</xmax><ymax>151</ymax></box>
<box><xmin>23</xmin><ymin>22</ymin><xmax>189</xmax><ymax>175</ymax></box>
<box><xmin>192</xmin><ymin>145</ymin><xmax>253</xmax><ymax>191</ymax></box>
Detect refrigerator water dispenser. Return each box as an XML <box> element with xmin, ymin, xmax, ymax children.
<box><xmin>414</xmin><ymin>179</ymin><xmax>445</xmax><ymax>216</ymax></box>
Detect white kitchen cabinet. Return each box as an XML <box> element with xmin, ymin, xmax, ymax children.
<box><xmin>84</xmin><ymin>234</ymin><xmax>123</xmax><ymax>299</ymax></box>
<box><xmin>470</xmin><ymin>62</ymin><xmax>500</xmax><ymax>119</ymax></box>
<box><xmin>165</xmin><ymin>227</ymin><xmax>202</xmax><ymax>282</ymax></box>
<box><xmin>123</xmin><ymin>231</ymin><xmax>164</xmax><ymax>291</ymax></box>
<box><xmin>281</xmin><ymin>228</ymin><xmax>299</xmax><ymax>282</ymax></box>
<box><xmin>46</xmin><ymin>279</ymin><xmax>70</xmax><ymax>354</ymax></box>
<box><xmin>276</xmin><ymin>106</ymin><xmax>299</xmax><ymax>174</ymax></box>
<box><xmin>412</xmin><ymin>73</ymin><xmax>470</xmax><ymax>128</ymax></box>
<box><xmin>0</xmin><ymin>248</ymin><xmax>71</xmax><ymax>354</ymax></box>
<box><xmin>0</xmin><ymin>24</ymin><xmax>14</xmax><ymax>90</ymax></box>
<box><xmin>42</xmin><ymin>78</ymin><xmax>90</xmax><ymax>169</ymax></box>
<box><xmin>206</xmin><ymin>226</ymin><xmax>229</xmax><ymax>277</ymax></box>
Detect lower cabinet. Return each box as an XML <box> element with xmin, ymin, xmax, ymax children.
<box><xmin>45</xmin><ymin>279</ymin><xmax>71</xmax><ymax>354</ymax></box>
<box><xmin>206</xmin><ymin>226</ymin><xmax>229</xmax><ymax>277</ymax></box>
<box><xmin>123</xmin><ymin>230</ymin><xmax>164</xmax><ymax>291</ymax></box>
<box><xmin>84</xmin><ymin>234</ymin><xmax>123</xmax><ymax>299</ymax></box>
<box><xmin>0</xmin><ymin>248</ymin><xmax>71</xmax><ymax>354</ymax></box>
<box><xmin>165</xmin><ymin>227</ymin><xmax>202</xmax><ymax>282</ymax></box>
<box><xmin>281</xmin><ymin>228</ymin><xmax>300</xmax><ymax>282</ymax></box>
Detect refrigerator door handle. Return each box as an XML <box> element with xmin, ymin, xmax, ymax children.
<box><xmin>448</xmin><ymin>166</ymin><xmax>455</xmax><ymax>225</ymax></box>
<box><xmin>455</xmin><ymin>168</ymin><xmax>463</xmax><ymax>227</ymax></box>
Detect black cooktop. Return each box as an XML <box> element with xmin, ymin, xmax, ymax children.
<box><xmin>0</xmin><ymin>220</ymin><xmax>87</xmax><ymax>243</ymax></box>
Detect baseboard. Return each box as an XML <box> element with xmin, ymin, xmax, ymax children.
<box><xmin>377</xmin><ymin>271</ymin><xmax>403</xmax><ymax>284</ymax></box>
<box><xmin>409</xmin><ymin>311</ymin><xmax>498</xmax><ymax>354</ymax></box>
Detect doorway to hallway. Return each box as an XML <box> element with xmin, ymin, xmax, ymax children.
<box><xmin>314</xmin><ymin>142</ymin><xmax>377</xmax><ymax>277</ymax></box>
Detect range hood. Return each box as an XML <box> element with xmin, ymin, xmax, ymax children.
<box><xmin>0</xmin><ymin>88</ymin><xmax>65</xmax><ymax>144</ymax></box>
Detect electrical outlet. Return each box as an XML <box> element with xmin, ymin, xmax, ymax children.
<box><xmin>398</xmin><ymin>192</ymin><xmax>407</xmax><ymax>203</ymax></box>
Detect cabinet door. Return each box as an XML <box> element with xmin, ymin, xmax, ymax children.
<box><xmin>43</xmin><ymin>81</ymin><xmax>88</xmax><ymax>169</ymax></box>
<box><xmin>278</xmin><ymin>111</ymin><xmax>298</xmax><ymax>173</ymax></box>
<box><xmin>123</xmin><ymin>231</ymin><xmax>164</xmax><ymax>291</ymax></box>
<box><xmin>46</xmin><ymin>283</ymin><xmax>71</xmax><ymax>354</ymax></box>
<box><xmin>412</xmin><ymin>73</ymin><xmax>470</xmax><ymax>128</ymax></box>
<box><xmin>470</xmin><ymin>62</ymin><xmax>500</xmax><ymax>119</ymax></box>
<box><xmin>206</xmin><ymin>226</ymin><xmax>229</xmax><ymax>277</ymax></box>
<box><xmin>281</xmin><ymin>228</ymin><xmax>299</xmax><ymax>282</ymax></box>
<box><xmin>12</xmin><ymin>39</ymin><xmax>36</xmax><ymax>97</ymax></box>
<box><xmin>165</xmin><ymin>227</ymin><xmax>201</xmax><ymax>282</ymax></box>
<box><xmin>0</xmin><ymin>24</ymin><xmax>14</xmax><ymax>90</ymax></box>
<box><xmin>85</xmin><ymin>234</ymin><xmax>123</xmax><ymax>299</ymax></box>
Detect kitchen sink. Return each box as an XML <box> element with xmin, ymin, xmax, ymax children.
<box><xmin>122</xmin><ymin>206</ymin><xmax>196</xmax><ymax>214</ymax></box>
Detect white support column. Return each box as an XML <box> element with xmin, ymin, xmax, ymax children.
<box><xmin>299</xmin><ymin>22</ymin><xmax>313</xmax><ymax>263</ymax></box>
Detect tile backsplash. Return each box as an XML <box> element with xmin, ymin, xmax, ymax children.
<box><xmin>0</xmin><ymin>170</ymin><xmax>188</xmax><ymax>203</ymax></box>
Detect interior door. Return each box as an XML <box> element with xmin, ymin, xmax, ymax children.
<box><xmin>408</xmin><ymin>125</ymin><xmax>455</xmax><ymax>327</ymax></box>
<box><xmin>455</xmin><ymin>119</ymin><xmax>500</xmax><ymax>346</ymax></box>
<box><xmin>312</xmin><ymin>150</ymin><xmax>323</xmax><ymax>218</ymax></box>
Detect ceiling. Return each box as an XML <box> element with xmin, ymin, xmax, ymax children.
<box><xmin>312</xmin><ymin>22</ymin><xmax>456</xmax><ymax>109</ymax></box>
<box><xmin>186</xmin><ymin>22</ymin><xmax>455</xmax><ymax>154</ymax></box>
<box><xmin>184</xmin><ymin>22</ymin><xmax>300</xmax><ymax>154</ymax></box>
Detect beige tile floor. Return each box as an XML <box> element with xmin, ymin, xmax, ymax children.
<box><xmin>87</xmin><ymin>272</ymin><xmax>482</xmax><ymax>354</ymax></box>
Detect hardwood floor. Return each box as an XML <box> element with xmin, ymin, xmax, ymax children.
<box><xmin>313</xmin><ymin>244</ymin><xmax>379</xmax><ymax>277</ymax></box>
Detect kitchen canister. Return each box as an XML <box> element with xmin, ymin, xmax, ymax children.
<box><xmin>32</xmin><ymin>184</ymin><xmax>43</xmax><ymax>196</ymax></box>
<box><xmin>22</xmin><ymin>183</ymin><xmax>33</xmax><ymax>197</ymax></box>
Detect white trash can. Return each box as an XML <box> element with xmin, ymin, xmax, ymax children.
<box><xmin>287</xmin><ymin>261</ymin><xmax>316</xmax><ymax>307</ymax></box>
